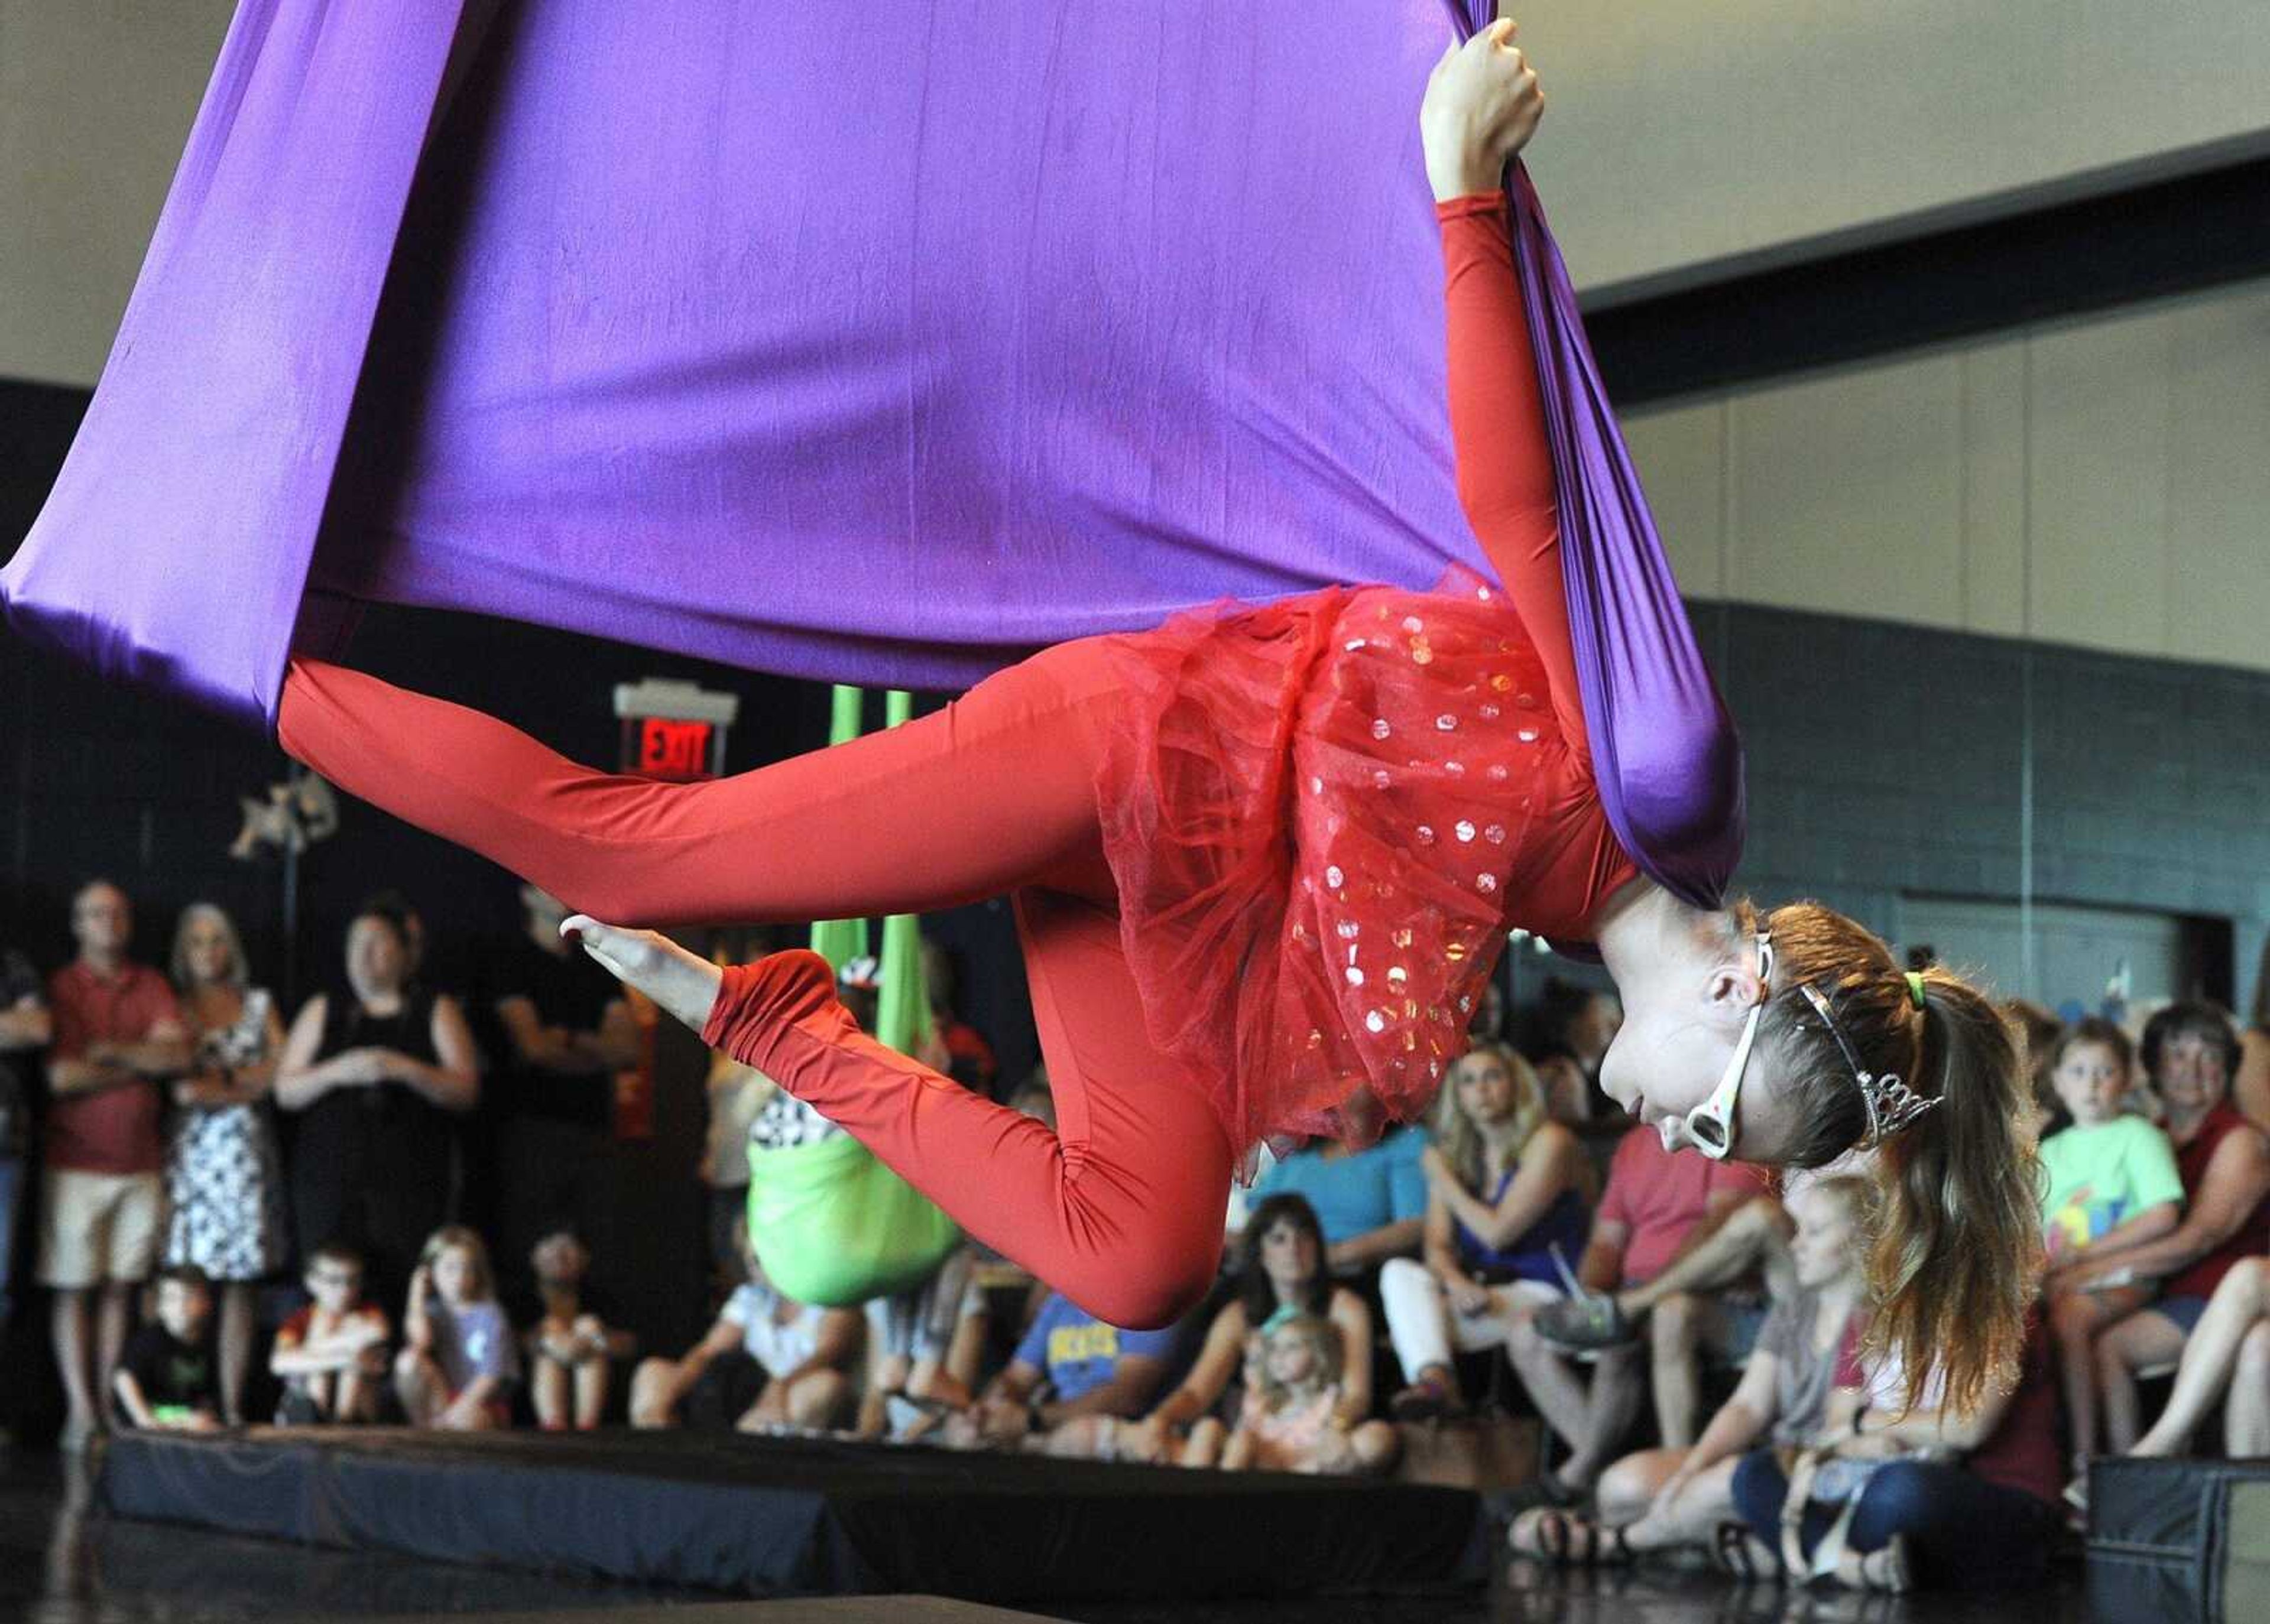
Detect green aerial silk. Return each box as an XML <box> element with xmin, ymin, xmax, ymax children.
<box><xmin>745</xmin><ymin>685</ymin><xmax>962</xmax><ymax>1306</ymax></box>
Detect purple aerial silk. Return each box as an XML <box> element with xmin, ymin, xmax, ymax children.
<box><xmin>2</xmin><ymin>0</ymin><xmax>1742</xmax><ymax>910</ymax></box>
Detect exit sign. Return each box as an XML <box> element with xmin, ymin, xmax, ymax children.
<box><xmin>638</xmin><ymin>717</ymin><xmax>714</xmax><ymax>779</ymax></box>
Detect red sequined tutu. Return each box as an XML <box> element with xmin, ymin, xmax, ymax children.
<box><xmin>1095</xmin><ymin>567</ymin><xmax>1572</xmax><ymax>1162</ymax></box>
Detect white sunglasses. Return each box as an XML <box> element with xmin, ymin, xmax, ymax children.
<box><xmin>1658</xmin><ymin>932</ymin><xmax>1774</xmax><ymax>1161</ymax></box>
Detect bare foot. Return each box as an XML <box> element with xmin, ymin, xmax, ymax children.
<box><xmin>559</xmin><ymin>915</ymin><xmax>723</xmax><ymax>1032</ymax></box>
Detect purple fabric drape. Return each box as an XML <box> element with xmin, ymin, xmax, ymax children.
<box><xmin>4</xmin><ymin>0</ymin><xmax>1742</xmax><ymax>908</ymax></box>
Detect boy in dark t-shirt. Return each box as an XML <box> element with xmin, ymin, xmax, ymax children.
<box><xmin>114</xmin><ymin>1265</ymin><xmax>223</xmax><ymax>1431</ymax></box>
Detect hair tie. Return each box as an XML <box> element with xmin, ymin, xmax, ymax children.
<box><xmin>1903</xmin><ymin>970</ymin><xmax>1927</xmax><ymax>1011</ymax></box>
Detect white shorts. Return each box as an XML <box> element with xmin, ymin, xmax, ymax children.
<box><xmin>38</xmin><ymin>1168</ymin><xmax>163</xmax><ymax>1288</ymax></box>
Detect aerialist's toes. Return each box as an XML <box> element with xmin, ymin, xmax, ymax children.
<box><xmin>560</xmin><ymin>915</ymin><xmax>721</xmax><ymax>1031</ymax></box>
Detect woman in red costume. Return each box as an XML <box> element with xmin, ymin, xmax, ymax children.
<box><xmin>276</xmin><ymin>24</ymin><xmax>2041</xmax><ymax>1414</ymax></box>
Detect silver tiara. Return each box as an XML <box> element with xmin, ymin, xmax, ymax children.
<box><xmin>1796</xmin><ymin>982</ymin><xmax>1941</xmax><ymax>1147</ymax></box>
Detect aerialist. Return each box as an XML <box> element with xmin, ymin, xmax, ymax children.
<box><xmin>271</xmin><ymin>21</ymin><xmax>2041</xmax><ymax>1412</ymax></box>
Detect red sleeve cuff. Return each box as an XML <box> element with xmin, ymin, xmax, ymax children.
<box><xmin>1434</xmin><ymin>191</ymin><xmax>1507</xmax><ymax>224</ymax></box>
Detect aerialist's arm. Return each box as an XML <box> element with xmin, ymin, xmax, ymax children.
<box><xmin>1425</xmin><ymin>25</ymin><xmax>1588</xmax><ymax>759</ymax></box>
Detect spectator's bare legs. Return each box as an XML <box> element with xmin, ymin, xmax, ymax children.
<box><xmin>1594</xmin><ymin>1448</ymin><xmax>1740</xmax><ymax>1550</ymax></box>
<box><xmin>96</xmin><ymin>1282</ymin><xmax>132</xmax><ymax>1420</ymax></box>
<box><xmin>628</xmin><ymin>1356</ymin><xmax>688</xmax><ymax>1428</ymax></box>
<box><xmin>335</xmin><ymin>1365</ymin><xmax>380</xmax><ymax>1423</ymax></box>
<box><xmin>1181</xmin><ymin>1416</ymin><xmax>1228</xmax><ymax>1467</ymax></box>
<box><xmin>575</xmin><ymin>1355</ymin><xmax>608</xmax><ymax>1429</ymax></box>
<box><xmin>51</xmin><ymin>1291</ymin><xmax>98</xmax><ymax>1438</ymax></box>
<box><xmin>2049</xmin><ymin>1282</ymin><xmax>2152</xmax><ymax>1469</ymax></box>
<box><xmin>531</xmin><ymin>1360</ymin><xmax>571</xmax><ymax>1429</ymax></box>
<box><xmin>216</xmin><ymin>1282</ymin><xmax>256</xmax><ymax>1425</ymax></box>
<box><xmin>2230</xmin><ymin>1320</ymin><xmax>2270</xmax><ymax>1456</ymax></box>
<box><xmin>2132</xmin><ymin>1258</ymin><xmax>2269</xmax><ymax>1457</ymax></box>
<box><xmin>1621</xmin><ymin>1198</ymin><xmax>1791</xmax><ymax>1448</ymax></box>
<box><xmin>394</xmin><ymin>1347</ymin><xmax>446</xmax><ymax>1427</ymax></box>
<box><xmin>1506</xmin><ymin>1324</ymin><xmax>1644</xmax><ymax>1490</ymax></box>
<box><xmin>738</xmin><ymin>1370</ymin><xmax>850</xmax><ymax>1433</ymax></box>
<box><xmin>2094</xmin><ymin>1306</ymin><xmax>2191</xmax><ymax>1453</ymax></box>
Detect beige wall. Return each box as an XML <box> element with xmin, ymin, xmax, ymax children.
<box><xmin>1520</xmin><ymin>0</ymin><xmax>2270</xmax><ymax>301</ymax></box>
<box><xmin>1625</xmin><ymin>275</ymin><xmax>2270</xmax><ymax>672</ymax></box>
<box><xmin>8</xmin><ymin>2</ymin><xmax>2270</xmax><ymax>385</ymax></box>
<box><xmin>0</xmin><ymin>0</ymin><xmax>236</xmax><ymax>389</ymax></box>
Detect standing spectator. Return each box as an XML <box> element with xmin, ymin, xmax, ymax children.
<box><xmin>485</xmin><ymin>885</ymin><xmax>637</xmax><ymax>1307</ymax></box>
<box><xmin>2033</xmin><ymin>1018</ymin><xmax>2183</xmax><ymax>1473</ymax></box>
<box><xmin>2084</xmin><ymin>1003</ymin><xmax>2270</xmax><ymax>1453</ymax></box>
<box><xmin>41</xmin><ymin>880</ymin><xmax>190</xmax><ymax>1451</ymax></box>
<box><xmin>163</xmin><ymin>902</ymin><xmax>288</xmax><ymax>1424</ymax></box>
<box><xmin>1382</xmin><ymin>1043</ymin><xmax>1589</xmax><ymax>1418</ymax></box>
<box><xmin>111</xmin><ymin>1264</ymin><xmax>223</xmax><ymax>1434</ymax></box>
<box><xmin>0</xmin><ymin>933</ymin><xmax>50</xmax><ymax>1379</ymax></box>
<box><xmin>276</xmin><ymin>905</ymin><xmax>480</xmax><ymax>1312</ymax></box>
<box><xmin>1241</xmin><ymin>1089</ymin><xmax>1429</xmax><ymax>1275</ymax></box>
<box><xmin>395</xmin><ymin>1226</ymin><xmax>517</xmax><ymax>1430</ymax></box>
<box><xmin>1503</xmin><ymin>1123</ymin><xmax>1766</xmax><ymax>1498</ymax></box>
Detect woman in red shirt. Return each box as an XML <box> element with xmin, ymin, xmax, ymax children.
<box><xmin>275</xmin><ymin>22</ymin><xmax>2039</xmax><ymax>1415</ymax></box>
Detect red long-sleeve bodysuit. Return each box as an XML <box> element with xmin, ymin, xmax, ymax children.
<box><xmin>277</xmin><ymin>193</ymin><xmax>1639</xmax><ymax>1327</ymax></box>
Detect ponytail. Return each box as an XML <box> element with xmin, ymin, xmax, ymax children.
<box><xmin>1750</xmin><ymin>901</ymin><xmax>2044</xmax><ymax>1415</ymax></box>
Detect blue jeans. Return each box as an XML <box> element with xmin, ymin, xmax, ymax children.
<box><xmin>0</xmin><ymin>1154</ymin><xmax>21</xmax><ymax>1330</ymax></box>
<box><xmin>1731</xmin><ymin>1450</ymin><xmax>2061</xmax><ymax>1590</ymax></box>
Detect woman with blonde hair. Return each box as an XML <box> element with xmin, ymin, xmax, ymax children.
<box><xmin>1382</xmin><ymin>1041</ymin><xmax>1588</xmax><ymax>1418</ymax></box>
<box><xmin>164</xmin><ymin>902</ymin><xmax>288</xmax><ymax>1423</ymax></box>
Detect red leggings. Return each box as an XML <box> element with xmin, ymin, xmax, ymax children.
<box><xmin>278</xmin><ymin>647</ymin><xmax>1231</xmax><ymax>1328</ymax></box>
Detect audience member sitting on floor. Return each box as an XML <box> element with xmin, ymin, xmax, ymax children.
<box><xmin>1507</xmin><ymin>1177</ymin><xmax>1871</xmax><ymax>1568</ymax></box>
<box><xmin>524</xmin><ymin>1227</ymin><xmax>631</xmax><ymax>1432</ymax></box>
<box><xmin>1381</xmin><ymin>1044</ymin><xmax>1588</xmax><ymax>1419</ymax></box>
<box><xmin>112</xmin><ymin>1264</ymin><xmax>224</xmax><ymax>1434</ymax></box>
<box><xmin>2034</xmin><ymin>1017</ymin><xmax>2184</xmax><ymax>1475</ymax></box>
<box><xmin>396</xmin><ymin>1226</ymin><xmax>517</xmax><ymax>1431</ymax></box>
<box><xmin>942</xmin><ymin>1287</ymin><xmax>1180</xmax><ymax>1460</ymax></box>
<box><xmin>1729</xmin><ymin>1307</ymin><xmax>2065</xmax><ymax>1593</ymax></box>
<box><xmin>1238</xmin><ymin>1088</ymin><xmax>1429</xmax><ymax>1275</ymax></box>
<box><xmin>270</xmin><ymin>1242</ymin><xmax>391</xmax><ymax>1424</ymax></box>
<box><xmin>2086</xmin><ymin>1003</ymin><xmax>2270</xmax><ymax>1455</ymax></box>
<box><xmin>860</xmin><ymin>1243</ymin><xmax>990</xmax><ymax>1441</ymax></box>
<box><xmin>1500</xmin><ymin>1120</ymin><xmax>1768</xmax><ymax>1498</ymax></box>
<box><xmin>163</xmin><ymin>901</ymin><xmax>288</xmax><ymax>1426</ymax></box>
<box><xmin>1217</xmin><ymin>1313</ymin><xmax>1397</xmax><ymax>1474</ymax></box>
<box><xmin>2128</xmin><ymin>1253</ymin><xmax>2270</xmax><ymax>1462</ymax></box>
<box><xmin>1119</xmin><ymin>1194</ymin><xmax>1378</xmax><ymax>1469</ymax></box>
<box><xmin>629</xmin><ymin>1238</ymin><xmax>861</xmax><ymax>1434</ymax></box>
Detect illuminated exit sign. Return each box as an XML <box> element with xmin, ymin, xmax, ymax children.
<box><xmin>613</xmin><ymin>679</ymin><xmax>740</xmax><ymax>781</ymax></box>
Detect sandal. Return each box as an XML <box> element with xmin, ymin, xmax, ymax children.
<box><xmin>1508</xmin><ymin>1509</ymin><xmax>1632</xmax><ymax>1567</ymax></box>
<box><xmin>1840</xmin><ymin>1534</ymin><xmax>1914</xmax><ymax>1593</ymax></box>
<box><xmin>1709</xmin><ymin>1521</ymin><xmax>1783</xmax><ymax>1583</ymax></box>
<box><xmin>1389</xmin><ymin>1375</ymin><xmax>1465</xmax><ymax>1423</ymax></box>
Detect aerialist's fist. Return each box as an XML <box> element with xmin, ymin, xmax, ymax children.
<box><xmin>560</xmin><ymin>914</ymin><xmax>724</xmax><ymax>1035</ymax></box>
<box><xmin>1421</xmin><ymin>11</ymin><xmax>1546</xmax><ymax>203</ymax></box>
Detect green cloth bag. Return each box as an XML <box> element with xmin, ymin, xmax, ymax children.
<box><xmin>744</xmin><ymin>1133</ymin><xmax>961</xmax><ymax>1306</ymax></box>
<box><xmin>741</xmin><ymin>682</ymin><xmax>961</xmax><ymax>1305</ymax></box>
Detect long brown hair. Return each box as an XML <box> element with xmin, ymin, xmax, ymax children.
<box><xmin>1743</xmin><ymin>900</ymin><xmax>2043</xmax><ymax>1417</ymax></box>
<box><xmin>1431</xmin><ymin>1041</ymin><xmax>1546</xmax><ymax>1194</ymax></box>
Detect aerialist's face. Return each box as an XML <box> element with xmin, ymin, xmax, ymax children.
<box><xmin>1596</xmin><ymin>938</ymin><xmax>1804</xmax><ymax>1165</ymax></box>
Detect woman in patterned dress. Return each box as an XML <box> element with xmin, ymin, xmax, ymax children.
<box><xmin>166</xmin><ymin>902</ymin><xmax>288</xmax><ymax>1423</ymax></box>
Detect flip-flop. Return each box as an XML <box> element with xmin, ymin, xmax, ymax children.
<box><xmin>1710</xmin><ymin>1521</ymin><xmax>1782</xmax><ymax>1582</ymax></box>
